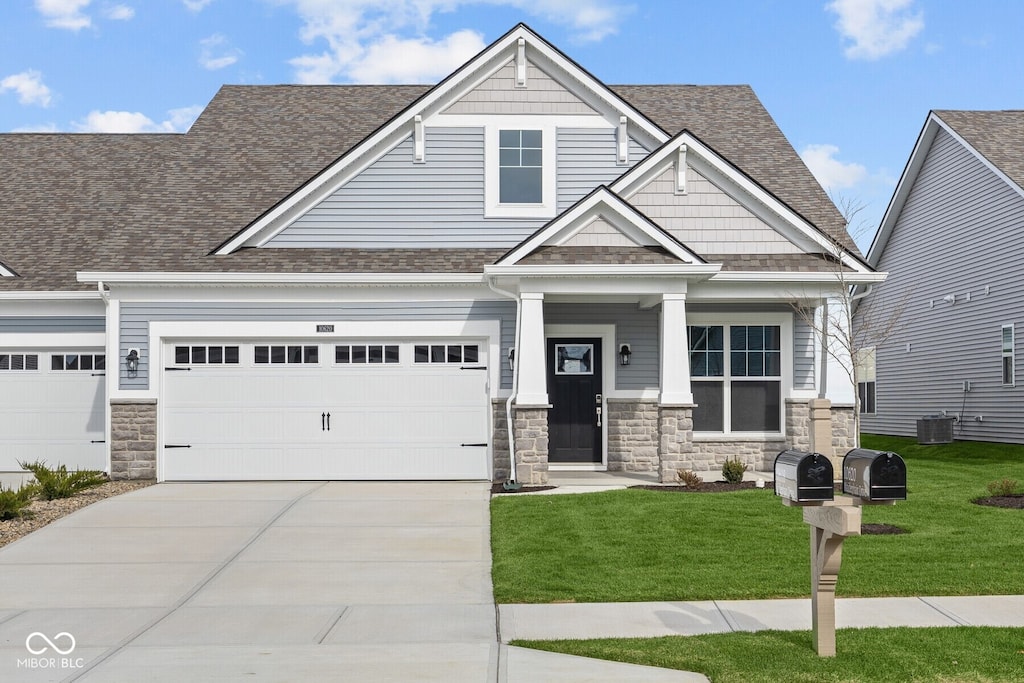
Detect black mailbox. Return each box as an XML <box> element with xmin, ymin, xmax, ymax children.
<box><xmin>842</xmin><ymin>448</ymin><xmax>907</xmax><ymax>501</ymax></box>
<box><xmin>774</xmin><ymin>450</ymin><xmax>834</xmax><ymax>502</ymax></box>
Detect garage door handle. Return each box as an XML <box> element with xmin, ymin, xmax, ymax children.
<box><xmin>461</xmin><ymin>443</ymin><xmax>488</xmax><ymax>447</ymax></box>
<box><xmin>165</xmin><ymin>444</ymin><xmax>192</xmax><ymax>449</ymax></box>
<box><xmin>90</xmin><ymin>440</ymin><xmax>106</xmax><ymax>444</ymax></box>
<box><xmin>322</xmin><ymin>412</ymin><xmax>331</xmax><ymax>431</ymax></box>
<box><xmin>165</xmin><ymin>367</ymin><xmax>192</xmax><ymax>371</ymax></box>
<box><xmin>460</xmin><ymin>366</ymin><xmax>487</xmax><ymax>371</ymax></box>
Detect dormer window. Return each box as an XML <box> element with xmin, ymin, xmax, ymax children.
<box><xmin>485</xmin><ymin>122</ymin><xmax>556</xmax><ymax>218</ymax></box>
<box><xmin>499</xmin><ymin>129</ymin><xmax>543</xmax><ymax>203</ymax></box>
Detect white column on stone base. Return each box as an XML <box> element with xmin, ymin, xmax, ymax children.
<box><xmin>659</xmin><ymin>292</ymin><xmax>693</xmax><ymax>405</ymax></box>
<box><xmin>516</xmin><ymin>292</ymin><xmax>549</xmax><ymax>405</ymax></box>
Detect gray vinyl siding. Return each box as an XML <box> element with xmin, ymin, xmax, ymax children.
<box><xmin>858</xmin><ymin>128</ymin><xmax>1024</xmax><ymax>443</ymax></box>
<box><xmin>119</xmin><ymin>300</ymin><xmax>516</xmax><ymax>391</ymax></box>
<box><xmin>557</xmin><ymin>130</ymin><xmax>648</xmax><ymax>212</ymax></box>
<box><xmin>270</xmin><ymin>128</ymin><xmax>646</xmax><ymax>249</ymax></box>
<box><xmin>794</xmin><ymin>315</ymin><xmax>816</xmax><ymax>391</ymax></box>
<box><xmin>0</xmin><ymin>317</ymin><xmax>105</xmax><ymax>334</ymax></box>
<box><xmin>544</xmin><ymin>303</ymin><xmax>659</xmax><ymax>390</ymax></box>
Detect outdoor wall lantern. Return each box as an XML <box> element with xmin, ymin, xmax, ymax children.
<box><xmin>507</xmin><ymin>347</ymin><xmax>515</xmax><ymax>372</ymax></box>
<box><xmin>619</xmin><ymin>343</ymin><xmax>632</xmax><ymax>366</ymax></box>
<box><xmin>125</xmin><ymin>348</ymin><xmax>140</xmax><ymax>372</ymax></box>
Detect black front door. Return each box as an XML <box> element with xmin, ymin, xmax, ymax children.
<box><xmin>547</xmin><ymin>338</ymin><xmax>602</xmax><ymax>463</ymax></box>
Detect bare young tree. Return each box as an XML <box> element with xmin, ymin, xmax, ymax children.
<box><xmin>791</xmin><ymin>192</ymin><xmax>909</xmax><ymax>446</ymax></box>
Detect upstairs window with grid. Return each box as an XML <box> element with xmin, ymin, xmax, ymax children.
<box><xmin>498</xmin><ymin>130</ymin><xmax>542</xmax><ymax>204</ymax></box>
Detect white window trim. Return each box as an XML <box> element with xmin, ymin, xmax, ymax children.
<box><xmin>1002</xmin><ymin>324</ymin><xmax>1015</xmax><ymax>387</ymax></box>
<box><xmin>688</xmin><ymin>313</ymin><xmax>792</xmax><ymax>439</ymax></box>
<box><xmin>484</xmin><ymin>123</ymin><xmax>557</xmax><ymax>219</ymax></box>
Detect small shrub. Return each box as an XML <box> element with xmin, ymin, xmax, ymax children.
<box><xmin>19</xmin><ymin>461</ymin><xmax>107</xmax><ymax>501</ymax></box>
<box><xmin>721</xmin><ymin>458</ymin><xmax>748</xmax><ymax>485</ymax></box>
<box><xmin>0</xmin><ymin>484</ymin><xmax>37</xmax><ymax>520</ymax></box>
<box><xmin>677</xmin><ymin>469</ymin><xmax>703</xmax><ymax>489</ymax></box>
<box><xmin>986</xmin><ymin>478</ymin><xmax>1021</xmax><ymax>497</ymax></box>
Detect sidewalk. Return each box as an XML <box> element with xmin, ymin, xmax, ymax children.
<box><xmin>499</xmin><ymin>595</ymin><xmax>1024</xmax><ymax>642</ymax></box>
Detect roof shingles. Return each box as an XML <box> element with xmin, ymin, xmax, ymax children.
<box><xmin>0</xmin><ymin>83</ymin><xmax>854</xmax><ymax>291</ymax></box>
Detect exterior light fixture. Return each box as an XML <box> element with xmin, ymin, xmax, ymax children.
<box><xmin>126</xmin><ymin>348</ymin><xmax>140</xmax><ymax>372</ymax></box>
<box><xmin>619</xmin><ymin>343</ymin><xmax>632</xmax><ymax>366</ymax></box>
<box><xmin>507</xmin><ymin>348</ymin><xmax>515</xmax><ymax>372</ymax></box>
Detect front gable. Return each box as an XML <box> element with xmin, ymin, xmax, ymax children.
<box><xmin>611</xmin><ymin>131</ymin><xmax>870</xmax><ymax>272</ymax></box>
<box><xmin>216</xmin><ymin>24</ymin><xmax>667</xmax><ymax>255</ymax></box>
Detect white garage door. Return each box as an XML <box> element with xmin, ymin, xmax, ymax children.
<box><xmin>162</xmin><ymin>341</ymin><xmax>490</xmax><ymax>481</ymax></box>
<box><xmin>0</xmin><ymin>350</ymin><xmax>106</xmax><ymax>472</ymax></box>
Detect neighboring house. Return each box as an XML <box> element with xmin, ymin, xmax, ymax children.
<box><xmin>859</xmin><ymin>110</ymin><xmax>1024</xmax><ymax>444</ymax></box>
<box><xmin>0</xmin><ymin>25</ymin><xmax>878</xmax><ymax>484</ymax></box>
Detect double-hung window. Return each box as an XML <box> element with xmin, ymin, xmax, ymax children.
<box><xmin>689</xmin><ymin>323</ymin><xmax>783</xmax><ymax>433</ymax></box>
<box><xmin>485</xmin><ymin>124</ymin><xmax>555</xmax><ymax>218</ymax></box>
<box><xmin>1002</xmin><ymin>324</ymin><xmax>1015</xmax><ymax>386</ymax></box>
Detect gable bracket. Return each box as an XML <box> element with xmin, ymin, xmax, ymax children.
<box><xmin>413</xmin><ymin>115</ymin><xmax>425</xmax><ymax>163</ymax></box>
<box><xmin>676</xmin><ymin>144</ymin><xmax>687</xmax><ymax>194</ymax></box>
<box><xmin>618</xmin><ymin>116</ymin><xmax>629</xmax><ymax>165</ymax></box>
<box><xmin>516</xmin><ymin>38</ymin><xmax>527</xmax><ymax>87</ymax></box>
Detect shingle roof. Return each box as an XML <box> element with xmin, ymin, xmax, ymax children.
<box><xmin>0</xmin><ymin>83</ymin><xmax>853</xmax><ymax>291</ymax></box>
<box><xmin>934</xmin><ymin>110</ymin><xmax>1024</xmax><ymax>191</ymax></box>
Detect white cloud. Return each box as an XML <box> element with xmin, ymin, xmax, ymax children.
<box><xmin>827</xmin><ymin>0</ymin><xmax>923</xmax><ymax>60</ymax></box>
<box><xmin>73</xmin><ymin>106</ymin><xmax>202</xmax><ymax>133</ymax></box>
<box><xmin>35</xmin><ymin>0</ymin><xmax>92</xmax><ymax>31</ymax></box>
<box><xmin>0</xmin><ymin>70</ymin><xmax>54</xmax><ymax>107</ymax></box>
<box><xmin>279</xmin><ymin>0</ymin><xmax>629</xmax><ymax>84</ymax></box>
<box><xmin>182</xmin><ymin>0</ymin><xmax>213</xmax><ymax>11</ymax></box>
<box><xmin>105</xmin><ymin>4</ymin><xmax>135</xmax><ymax>20</ymax></box>
<box><xmin>800</xmin><ymin>144</ymin><xmax>868</xmax><ymax>191</ymax></box>
<box><xmin>300</xmin><ymin>30</ymin><xmax>484</xmax><ymax>84</ymax></box>
<box><xmin>200</xmin><ymin>34</ymin><xmax>243</xmax><ymax>70</ymax></box>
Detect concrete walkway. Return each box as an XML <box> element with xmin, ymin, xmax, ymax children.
<box><xmin>0</xmin><ymin>482</ymin><xmax>705</xmax><ymax>682</ymax></box>
<box><xmin>500</xmin><ymin>595</ymin><xmax>1024</xmax><ymax>641</ymax></box>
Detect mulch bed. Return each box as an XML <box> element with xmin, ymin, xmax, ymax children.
<box><xmin>862</xmin><ymin>523</ymin><xmax>907</xmax><ymax>535</ymax></box>
<box><xmin>490</xmin><ymin>483</ymin><xmax>558</xmax><ymax>494</ymax></box>
<box><xmin>973</xmin><ymin>494</ymin><xmax>1024</xmax><ymax>510</ymax></box>
<box><xmin>631</xmin><ymin>481</ymin><xmax>769</xmax><ymax>493</ymax></box>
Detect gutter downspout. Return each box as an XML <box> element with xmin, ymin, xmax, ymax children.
<box><xmin>486</xmin><ymin>275</ymin><xmax>521</xmax><ymax>486</ymax></box>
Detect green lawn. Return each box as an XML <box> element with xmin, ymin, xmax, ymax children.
<box><xmin>491</xmin><ymin>435</ymin><xmax>1024</xmax><ymax>603</ymax></box>
<box><xmin>516</xmin><ymin>627</ymin><xmax>1024</xmax><ymax>683</ymax></box>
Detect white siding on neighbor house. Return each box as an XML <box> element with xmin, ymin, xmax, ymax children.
<box><xmin>859</xmin><ymin>128</ymin><xmax>1024</xmax><ymax>443</ymax></box>
<box><xmin>544</xmin><ymin>302</ymin><xmax>659</xmax><ymax>391</ymax></box>
<box><xmin>443</xmin><ymin>59</ymin><xmax>599</xmax><ymax>116</ymax></box>
<box><xmin>270</xmin><ymin>128</ymin><xmax>645</xmax><ymax>249</ymax></box>
<box><xmin>0</xmin><ymin>317</ymin><xmax>105</xmax><ymax>333</ymax></box>
<box><xmin>119</xmin><ymin>300</ymin><xmax>516</xmax><ymax>392</ymax></box>
<box><xmin>627</xmin><ymin>167</ymin><xmax>802</xmax><ymax>254</ymax></box>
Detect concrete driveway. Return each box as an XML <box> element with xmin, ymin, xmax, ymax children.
<box><xmin>0</xmin><ymin>482</ymin><xmax>498</xmax><ymax>681</ymax></box>
<box><xmin>0</xmin><ymin>481</ymin><xmax>704</xmax><ymax>682</ymax></box>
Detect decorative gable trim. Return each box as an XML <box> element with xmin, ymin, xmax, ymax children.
<box><xmin>611</xmin><ymin>130</ymin><xmax>872</xmax><ymax>273</ymax></box>
<box><xmin>494</xmin><ymin>185</ymin><xmax>706</xmax><ymax>266</ymax></box>
<box><xmin>213</xmin><ymin>23</ymin><xmax>670</xmax><ymax>256</ymax></box>
<box><xmin>868</xmin><ymin>111</ymin><xmax>1024</xmax><ymax>266</ymax></box>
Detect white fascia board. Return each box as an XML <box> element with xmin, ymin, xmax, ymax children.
<box><xmin>711</xmin><ymin>271</ymin><xmax>887</xmax><ymax>284</ymax></box>
<box><xmin>498</xmin><ymin>189</ymin><xmax>700</xmax><ymax>265</ymax></box>
<box><xmin>485</xmin><ymin>263</ymin><xmax>720</xmax><ymax>278</ymax></box>
<box><xmin>612</xmin><ymin>132</ymin><xmax>872</xmax><ymax>273</ymax></box>
<box><xmin>866</xmin><ymin>114</ymin><xmax>939</xmax><ymax>266</ymax></box>
<box><xmin>78</xmin><ymin>272</ymin><xmax>486</xmax><ymax>287</ymax></box>
<box><xmin>0</xmin><ymin>290</ymin><xmax>102</xmax><ymax>300</ymax></box>
<box><xmin>0</xmin><ymin>332</ymin><xmax>105</xmax><ymax>349</ymax></box>
<box><xmin>215</xmin><ymin>25</ymin><xmax>668</xmax><ymax>255</ymax></box>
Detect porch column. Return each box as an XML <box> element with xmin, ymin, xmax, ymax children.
<box><xmin>659</xmin><ymin>293</ymin><xmax>693</xmax><ymax>405</ymax></box>
<box><xmin>515</xmin><ymin>292</ymin><xmax>549</xmax><ymax>406</ymax></box>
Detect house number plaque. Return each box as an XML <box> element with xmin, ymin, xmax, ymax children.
<box><xmin>316</xmin><ymin>324</ymin><xmax>334</xmax><ymax>333</ymax></box>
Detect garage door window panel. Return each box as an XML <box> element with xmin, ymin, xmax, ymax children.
<box><xmin>0</xmin><ymin>354</ymin><xmax>38</xmax><ymax>371</ymax></box>
<box><xmin>415</xmin><ymin>344</ymin><xmax>480</xmax><ymax>364</ymax></box>
<box><xmin>175</xmin><ymin>346</ymin><xmax>239</xmax><ymax>365</ymax></box>
<box><xmin>52</xmin><ymin>353</ymin><xmax>105</xmax><ymax>371</ymax></box>
<box><xmin>335</xmin><ymin>345</ymin><xmax>400</xmax><ymax>365</ymax></box>
<box><xmin>255</xmin><ymin>345</ymin><xmax>319</xmax><ymax>365</ymax></box>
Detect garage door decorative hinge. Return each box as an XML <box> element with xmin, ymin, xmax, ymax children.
<box><xmin>164</xmin><ymin>444</ymin><xmax>192</xmax><ymax>449</ymax></box>
<box><xmin>90</xmin><ymin>440</ymin><xmax>106</xmax><ymax>444</ymax></box>
<box><xmin>165</xmin><ymin>367</ymin><xmax>192</xmax><ymax>371</ymax></box>
<box><xmin>459</xmin><ymin>366</ymin><xmax>487</xmax><ymax>371</ymax></box>
<box><xmin>460</xmin><ymin>443</ymin><xmax>488</xmax><ymax>447</ymax></box>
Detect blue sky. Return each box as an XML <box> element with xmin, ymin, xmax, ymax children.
<box><xmin>2</xmin><ymin>1</ymin><xmax>1022</xmax><ymax>252</ymax></box>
